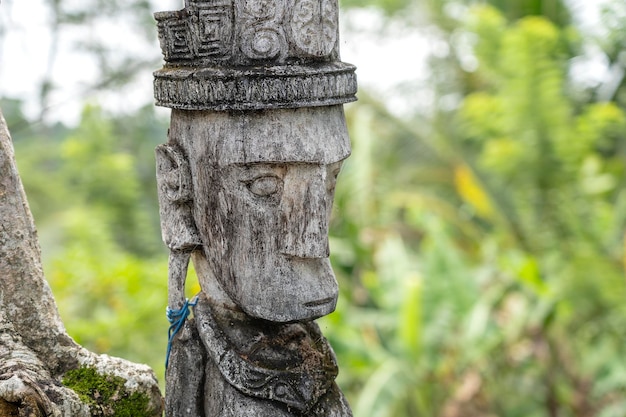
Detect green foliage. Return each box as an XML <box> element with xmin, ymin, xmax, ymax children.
<box><xmin>48</xmin><ymin>212</ymin><xmax>168</xmax><ymax>376</ymax></box>
<box><xmin>62</xmin><ymin>366</ymin><xmax>153</xmax><ymax>416</ymax></box>
<box><xmin>324</xmin><ymin>3</ymin><xmax>626</xmax><ymax>416</ymax></box>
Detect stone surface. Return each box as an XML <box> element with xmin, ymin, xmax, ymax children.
<box><xmin>0</xmin><ymin>110</ymin><xmax>163</xmax><ymax>417</ymax></box>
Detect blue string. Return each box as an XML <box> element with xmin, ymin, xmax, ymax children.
<box><xmin>165</xmin><ymin>296</ymin><xmax>198</xmax><ymax>369</ymax></box>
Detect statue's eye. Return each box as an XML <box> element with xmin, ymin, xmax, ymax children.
<box><xmin>246</xmin><ymin>175</ymin><xmax>282</xmax><ymax>197</ymax></box>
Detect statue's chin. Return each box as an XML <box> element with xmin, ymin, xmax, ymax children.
<box><xmin>240</xmin><ymin>290</ymin><xmax>338</xmax><ymax>323</ymax></box>
<box><xmin>233</xmin><ymin>257</ymin><xmax>340</xmax><ymax>322</ymax></box>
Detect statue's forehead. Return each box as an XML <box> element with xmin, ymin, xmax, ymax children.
<box><xmin>220</xmin><ymin>124</ymin><xmax>350</xmax><ymax>165</ymax></box>
<box><xmin>172</xmin><ymin>107</ymin><xmax>351</xmax><ymax>165</ymax></box>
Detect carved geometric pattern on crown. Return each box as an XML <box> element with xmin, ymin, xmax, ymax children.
<box><xmin>154</xmin><ymin>0</ymin><xmax>356</xmax><ymax>109</ymax></box>
<box><xmin>196</xmin><ymin>2</ymin><xmax>234</xmax><ymax>57</ymax></box>
<box><xmin>155</xmin><ymin>0</ymin><xmax>341</xmax><ymax>66</ymax></box>
<box><xmin>290</xmin><ymin>0</ymin><xmax>338</xmax><ymax>57</ymax></box>
<box><xmin>158</xmin><ymin>18</ymin><xmax>195</xmax><ymax>61</ymax></box>
<box><xmin>238</xmin><ymin>0</ymin><xmax>287</xmax><ymax>61</ymax></box>
<box><xmin>156</xmin><ymin>1</ymin><xmax>235</xmax><ymax>63</ymax></box>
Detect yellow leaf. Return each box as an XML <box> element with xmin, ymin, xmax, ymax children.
<box><xmin>454</xmin><ymin>164</ymin><xmax>494</xmax><ymax>218</ymax></box>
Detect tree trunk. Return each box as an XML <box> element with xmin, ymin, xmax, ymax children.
<box><xmin>0</xmin><ymin>109</ymin><xmax>163</xmax><ymax>417</ymax></box>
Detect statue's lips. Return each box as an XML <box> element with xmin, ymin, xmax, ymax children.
<box><xmin>303</xmin><ymin>297</ymin><xmax>335</xmax><ymax>308</ymax></box>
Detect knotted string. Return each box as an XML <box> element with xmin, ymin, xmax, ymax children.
<box><xmin>165</xmin><ymin>296</ymin><xmax>198</xmax><ymax>369</ymax></box>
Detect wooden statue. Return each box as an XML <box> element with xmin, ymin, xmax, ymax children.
<box><xmin>153</xmin><ymin>1</ymin><xmax>357</xmax><ymax>415</ymax></box>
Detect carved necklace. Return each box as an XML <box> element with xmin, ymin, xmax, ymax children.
<box><xmin>194</xmin><ymin>294</ymin><xmax>339</xmax><ymax>413</ymax></box>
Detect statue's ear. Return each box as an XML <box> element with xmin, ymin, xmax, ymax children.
<box><xmin>155</xmin><ymin>144</ymin><xmax>202</xmax><ymax>252</ymax></box>
<box><xmin>156</xmin><ymin>143</ymin><xmax>193</xmax><ymax>203</ymax></box>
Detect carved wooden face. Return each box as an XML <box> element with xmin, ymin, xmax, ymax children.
<box><xmin>204</xmin><ymin>160</ymin><xmax>343</xmax><ymax>321</ymax></box>
<box><xmin>170</xmin><ymin>106</ymin><xmax>350</xmax><ymax>322</ymax></box>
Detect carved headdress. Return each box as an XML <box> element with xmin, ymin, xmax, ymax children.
<box><xmin>154</xmin><ymin>0</ymin><xmax>357</xmax><ymax>110</ymax></box>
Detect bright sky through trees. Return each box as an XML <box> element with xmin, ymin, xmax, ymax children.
<box><xmin>0</xmin><ymin>0</ymin><xmax>425</xmax><ymax>125</ymax></box>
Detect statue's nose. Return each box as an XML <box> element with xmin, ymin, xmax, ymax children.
<box><xmin>280</xmin><ymin>166</ymin><xmax>330</xmax><ymax>259</ymax></box>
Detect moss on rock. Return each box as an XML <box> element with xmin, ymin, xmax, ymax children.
<box><xmin>62</xmin><ymin>366</ymin><xmax>154</xmax><ymax>417</ymax></box>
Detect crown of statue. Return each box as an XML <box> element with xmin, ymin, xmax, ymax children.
<box><xmin>153</xmin><ymin>0</ymin><xmax>357</xmax><ymax>111</ymax></box>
